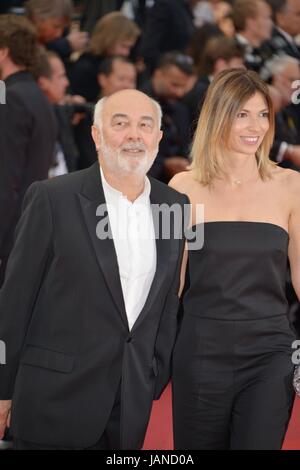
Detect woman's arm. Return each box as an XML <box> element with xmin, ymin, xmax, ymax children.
<box><xmin>169</xmin><ymin>172</ymin><xmax>191</xmax><ymax>297</ymax></box>
<box><xmin>288</xmin><ymin>172</ymin><xmax>300</xmax><ymax>301</ymax></box>
<box><xmin>178</xmin><ymin>245</ymin><xmax>188</xmax><ymax>298</ymax></box>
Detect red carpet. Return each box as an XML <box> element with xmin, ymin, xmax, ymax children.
<box><xmin>143</xmin><ymin>383</ymin><xmax>300</xmax><ymax>450</ymax></box>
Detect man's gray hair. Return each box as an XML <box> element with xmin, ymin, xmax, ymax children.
<box><xmin>93</xmin><ymin>95</ymin><xmax>163</xmax><ymax>131</ymax></box>
<box><xmin>26</xmin><ymin>0</ymin><xmax>72</xmax><ymax>20</ymax></box>
<box><xmin>268</xmin><ymin>54</ymin><xmax>300</xmax><ymax>76</ymax></box>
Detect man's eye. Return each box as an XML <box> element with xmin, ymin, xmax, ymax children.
<box><xmin>140</xmin><ymin>122</ymin><xmax>152</xmax><ymax>129</ymax></box>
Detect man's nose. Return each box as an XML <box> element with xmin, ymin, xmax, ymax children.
<box><xmin>126</xmin><ymin>125</ymin><xmax>141</xmax><ymax>140</ymax></box>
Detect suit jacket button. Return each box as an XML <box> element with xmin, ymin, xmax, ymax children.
<box><xmin>126</xmin><ymin>336</ymin><xmax>132</xmax><ymax>343</ymax></box>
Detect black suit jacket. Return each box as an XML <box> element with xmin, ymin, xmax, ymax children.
<box><xmin>0</xmin><ymin>162</ymin><xmax>188</xmax><ymax>449</ymax></box>
<box><xmin>261</xmin><ymin>27</ymin><xmax>300</xmax><ymax>64</ymax></box>
<box><xmin>139</xmin><ymin>0</ymin><xmax>195</xmax><ymax>71</ymax></box>
<box><xmin>69</xmin><ymin>53</ymin><xmax>104</xmax><ymax>103</ymax></box>
<box><xmin>54</xmin><ymin>105</ymin><xmax>79</xmax><ymax>172</ymax></box>
<box><xmin>0</xmin><ymin>71</ymin><xmax>57</xmax><ymax>267</ymax></box>
<box><xmin>270</xmin><ymin>105</ymin><xmax>300</xmax><ymax>170</ymax></box>
<box><xmin>181</xmin><ymin>76</ymin><xmax>210</xmax><ymax>133</ymax></box>
<box><xmin>271</xmin><ymin>27</ymin><xmax>300</xmax><ymax>60</ymax></box>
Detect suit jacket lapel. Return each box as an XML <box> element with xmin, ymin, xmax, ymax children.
<box><xmin>77</xmin><ymin>162</ymin><xmax>128</xmax><ymax>329</ymax></box>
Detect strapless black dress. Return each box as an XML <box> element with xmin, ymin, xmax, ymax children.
<box><xmin>172</xmin><ymin>222</ymin><xmax>296</xmax><ymax>450</ymax></box>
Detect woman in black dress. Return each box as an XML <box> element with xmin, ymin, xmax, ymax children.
<box><xmin>170</xmin><ymin>68</ymin><xmax>300</xmax><ymax>450</ymax></box>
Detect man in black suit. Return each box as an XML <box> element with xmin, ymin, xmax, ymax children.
<box><xmin>268</xmin><ymin>54</ymin><xmax>300</xmax><ymax>168</ymax></box>
<box><xmin>140</xmin><ymin>52</ymin><xmax>194</xmax><ymax>182</ymax></box>
<box><xmin>233</xmin><ymin>0</ymin><xmax>273</xmax><ymax>76</ymax></box>
<box><xmin>263</xmin><ymin>0</ymin><xmax>300</xmax><ymax>67</ymax></box>
<box><xmin>0</xmin><ymin>15</ymin><xmax>57</xmax><ymax>286</ymax></box>
<box><xmin>139</xmin><ymin>0</ymin><xmax>200</xmax><ymax>72</ymax></box>
<box><xmin>0</xmin><ymin>89</ymin><xmax>188</xmax><ymax>450</ymax></box>
<box><xmin>35</xmin><ymin>50</ymin><xmax>81</xmax><ymax>176</ymax></box>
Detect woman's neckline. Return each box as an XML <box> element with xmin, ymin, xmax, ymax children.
<box><xmin>190</xmin><ymin>221</ymin><xmax>289</xmax><ymax>238</ymax></box>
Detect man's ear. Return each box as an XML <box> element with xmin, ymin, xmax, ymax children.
<box><xmin>97</xmin><ymin>73</ymin><xmax>106</xmax><ymax>89</ymax></box>
<box><xmin>158</xmin><ymin>129</ymin><xmax>163</xmax><ymax>143</ymax></box>
<box><xmin>91</xmin><ymin>125</ymin><xmax>101</xmax><ymax>151</ymax></box>
<box><xmin>0</xmin><ymin>47</ymin><xmax>9</xmax><ymax>63</ymax></box>
<box><xmin>37</xmin><ymin>76</ymin><xmax>49</xmax><ymax>93</ymax></box>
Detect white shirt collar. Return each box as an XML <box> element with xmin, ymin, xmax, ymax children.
<box><xmin>236</xmin><ymin>33</ymin><xmax>250</xmax><ymax>45</ymax></box>
<box><xmin>100</xmin><ymin>165</ymin><xmax>151</xmax><ymax>205</ymax></box>
<box><xmin>236</xmin><ymin>33</ymin><xmax>255</xmax><ymax>53</ymax></box>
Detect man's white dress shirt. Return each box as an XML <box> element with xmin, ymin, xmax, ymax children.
<box><xmin>100</xmin><ymin>167</ymin><xmax>156</xmax><ymax>330</ymax></box>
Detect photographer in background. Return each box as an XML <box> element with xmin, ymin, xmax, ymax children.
<box><xmin>26</xmin><ymin>0</ymin><xmax>88</xmax><ymax>70</ymax></box>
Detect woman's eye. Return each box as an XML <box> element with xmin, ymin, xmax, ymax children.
<box><xmin>260</xmin><ymin>112</ymin><xmax>269</xmax><ymax>118</ymax></box>
<box><xmin>237</xmin><ymin>112</ymin><xmax>247</xmax><ymax>118</ymax></box>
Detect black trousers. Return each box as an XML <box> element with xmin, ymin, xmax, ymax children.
<box><xmin>13</xmin><ymin>385</ymin><xmax>121</xmax><ymax>450</ymax></box>
<box><xmin>172</xmin><ymin>316</ymin><xmax>296</xmax><ymax>450</ymax></box>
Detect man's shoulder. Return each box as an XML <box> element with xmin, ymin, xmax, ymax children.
<box><xmin>41</xmin><ymin>166</ymin><xmax>93</xmax><ymax>194</ymax></box>
<box><xmin>6</xmin><ymin>72</ymin><xmax>52</xmax><ymax>112</ymax></box>
<box><xmin>6</xmin><ymin>72</ymin><xmax>39</xmax><ymax>96</ymax></box>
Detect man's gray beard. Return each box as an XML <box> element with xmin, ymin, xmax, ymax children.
<box><xmin>99</xmin><ymin>140</ymin><xmax>158</xmax><ymax>177</ymax></box>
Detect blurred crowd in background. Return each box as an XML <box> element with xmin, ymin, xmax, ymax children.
<box><xmin>1</xmin><ymin>0</ymin><xmax>300</xmax><ymax>183</ymax></box>
<box><xmin>0</xmin><ymin>0</ymin><xmax>300</xmax><ymax>319</ymax></box>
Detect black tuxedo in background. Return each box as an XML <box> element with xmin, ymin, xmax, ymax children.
<box><xmin>0</xmin><ymin>162</ymin><xmax>188</xmax><ymax>449</ymax></box>
<box><xmin>139</xmin><ymin>0</ymin><xmax>195</xmax><ymax>71</ymax></box>
<box><xmin>270</xmin><ymin>104</ymin><xmax>300</xmax><ymax>169</ymax></box>
<box><xmin>261</xmin><ymin>27</ymin><xmax>300</xmax><ymax>64</ymax></box>
<box><xmin>181</xmin><ymin>76</ymin><xmax>210</xmax><ymax>134</ymax></box>
<box><xmin>0</xmin><ymin>71</ymin><xmax>57</xmax><ymax>285</ymax></box>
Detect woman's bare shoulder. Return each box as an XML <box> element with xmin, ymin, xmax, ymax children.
<box><xmin>286</xmin><ymin>168</ymin><xmax>300</xmax><ymax>200</ymax></box>
<box><xmin>270</xmin><ymin>165</ymin><xmax>300</xmax><ymax>187</ymax></box>
<box><xmin>168</xmin><ymin>170</ymin><xmax>198</xmax><ymax>194</ymax></box>
<box><xmin>272</xmin><ymin>167</ymin><xmax>300</xmax><ymax>210</ymax></box>
<box><xmin>275</xmin><ymin>166</ymin><xmax>300</xmax><ymax>189</ymax></box>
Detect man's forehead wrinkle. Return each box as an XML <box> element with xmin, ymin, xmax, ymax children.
<box><xmin>110</xmin><ymin>113</ymin><xmax>154</xmax><ymax>120</ymax></box>
<box><xmin>111</xmin><ymin>113</ymin><xmax>128</xmax><ymax>119</ymax></box>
